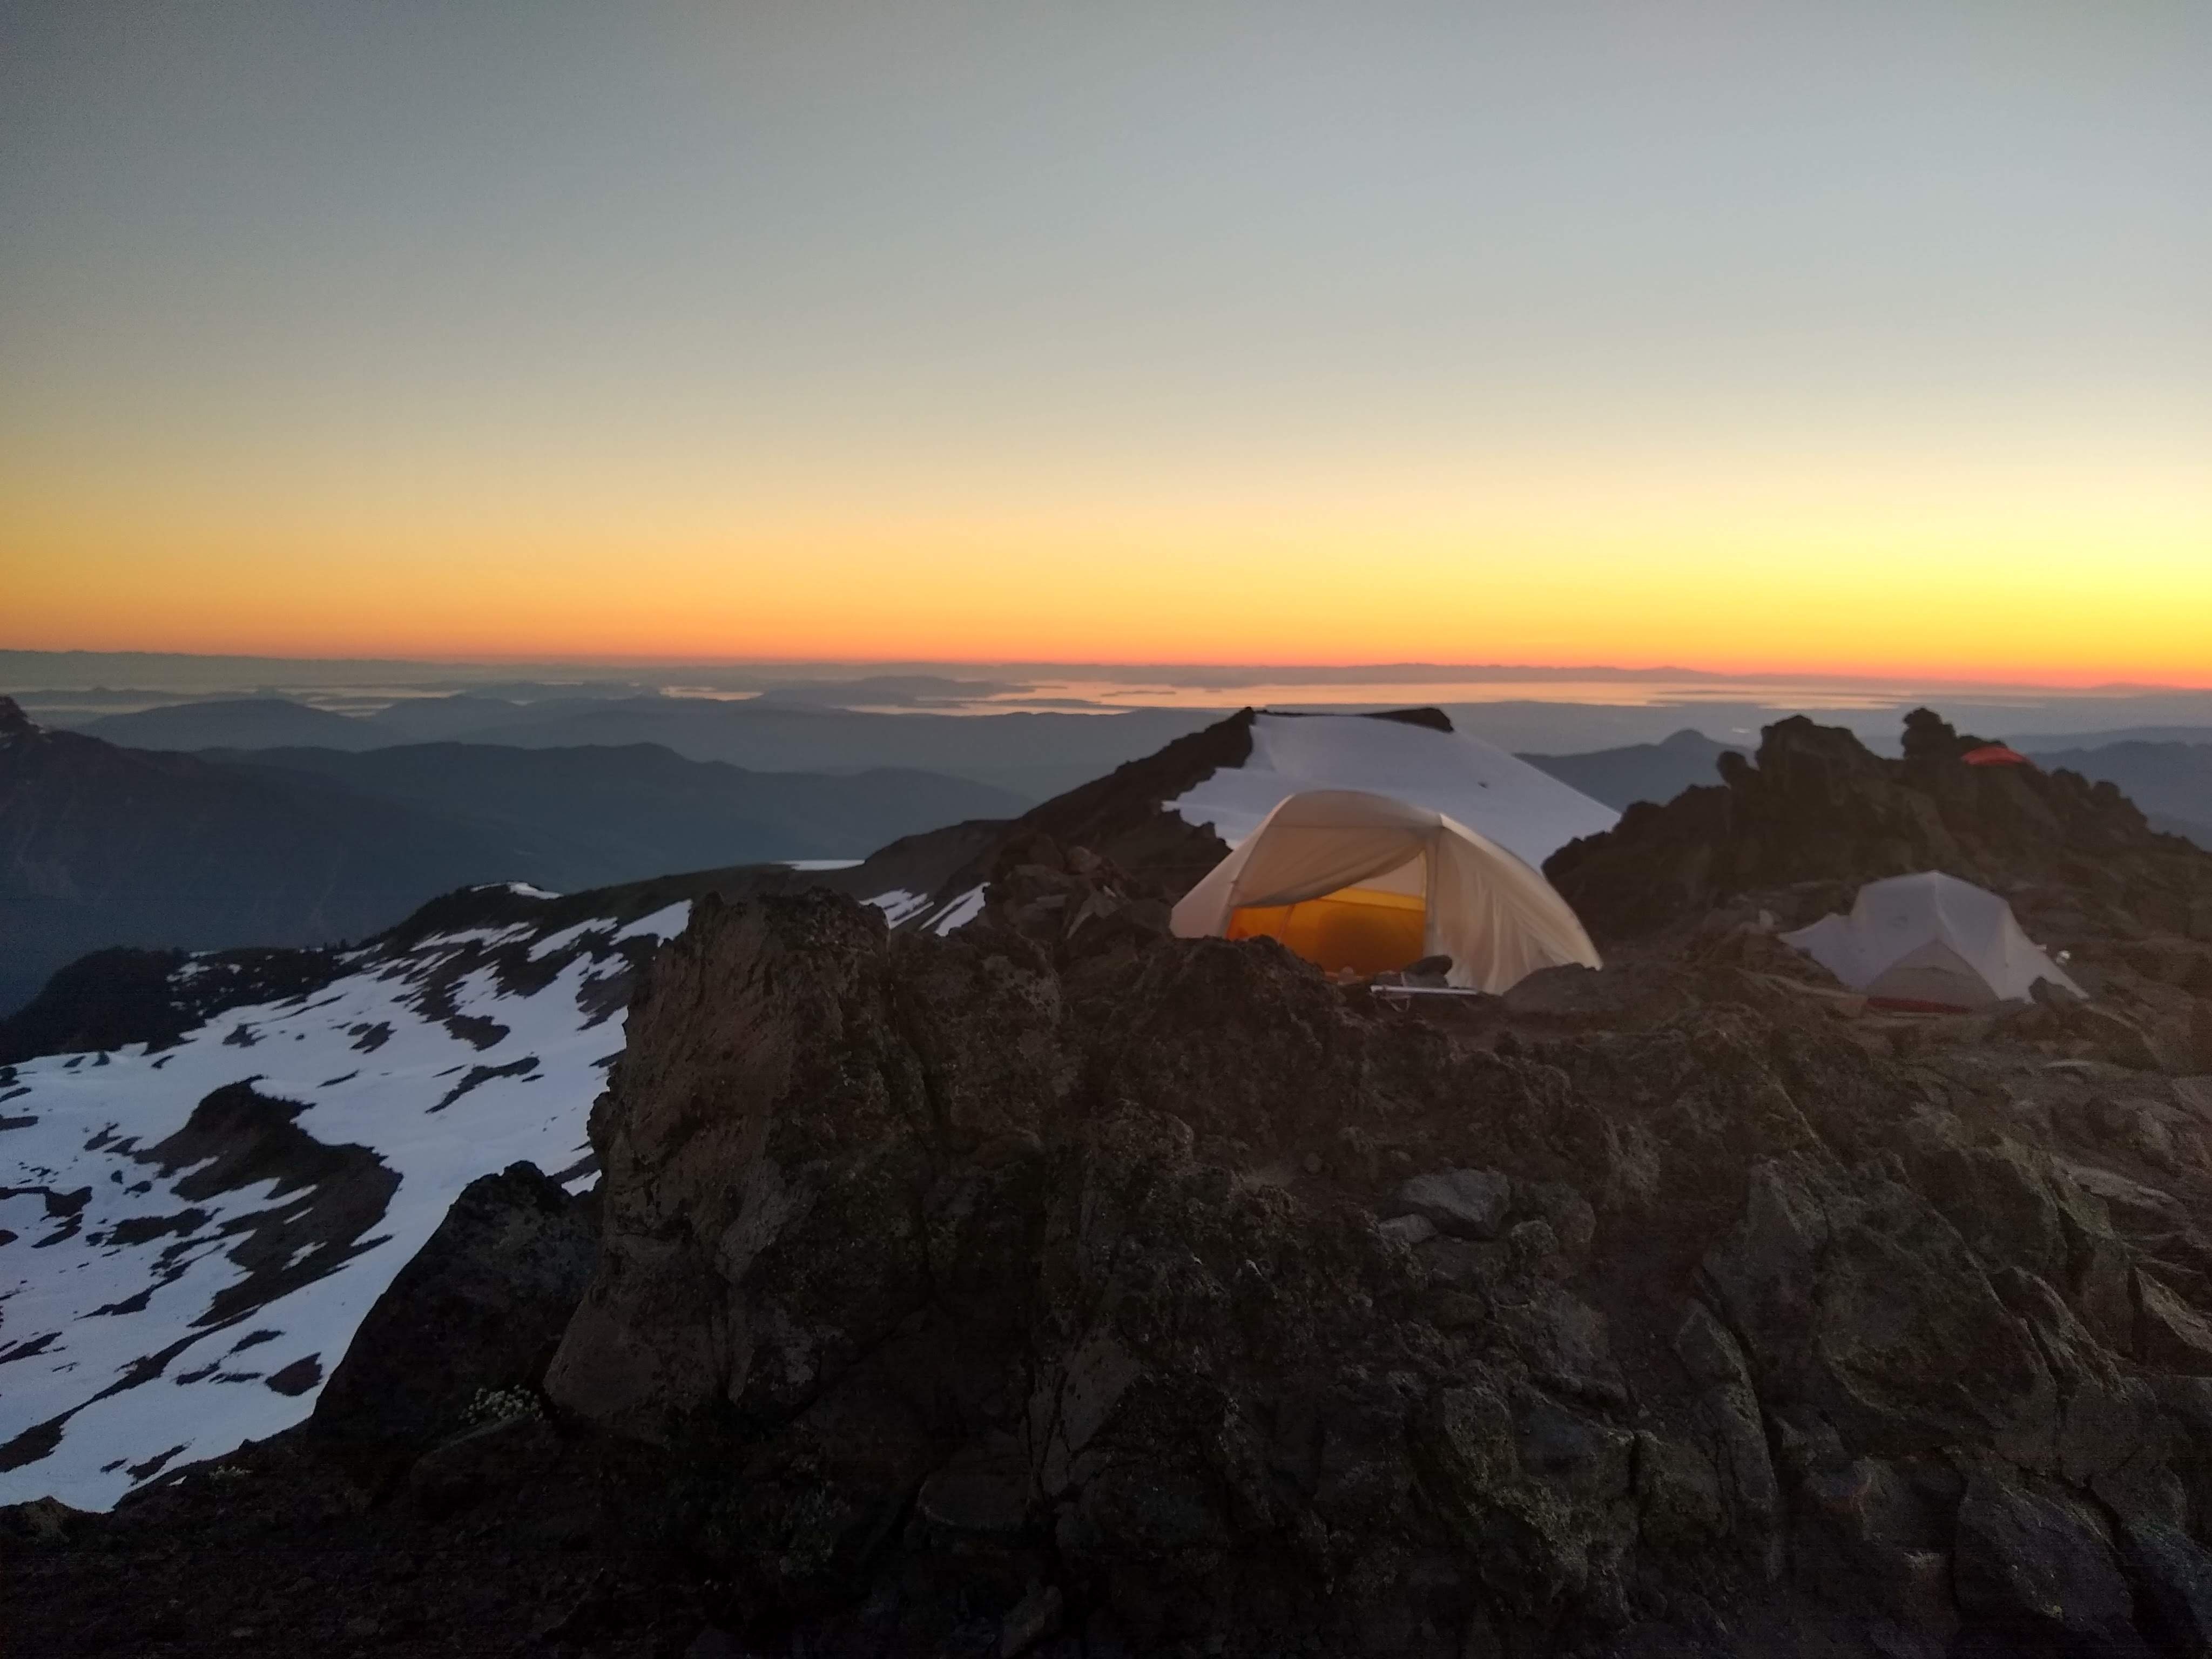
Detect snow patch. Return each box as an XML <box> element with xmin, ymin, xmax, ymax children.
<box><xmin>925</xmin><ymin>885</ymin><xmax>987</xmax><ymax>936</ymax></box>
<box><xmin>414</xmin><ymin>922</ymin><xmax>537</xmax><ymax>951</ymax></box>
<box><xmin>0</xmin><ymin>908</ymin><xmax>643</xmax><ymax>1512</ymax></box>
<box><xmin>527</xmin><ymin>918</ymin><xmax>613</xmax><ymax>960</ymax></box>
<box><xmin>865</xmin><ymin>889</ymin><xmax>933</xmax><ymax>928</ymax></box>
<box><xmin>612</xmin><ymin>901</ymin><xmax>692</xmax><ymax>945</ymax></box>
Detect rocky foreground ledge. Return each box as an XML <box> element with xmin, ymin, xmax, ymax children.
<box><xmin>14</xmin><ymin>875</ymin><xmax>2212</xmax><ymax>1659</ymax></box>
<box><xmin>12</xmin><ymin>711</ymin><xmax>2212</xmax><ymax>1658</ymax></box>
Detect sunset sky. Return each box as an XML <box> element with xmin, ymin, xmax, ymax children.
<box><xmin>4</xmin><ymin>3</ymin><xmax>2207</xmax><ymax>683</ymax></box>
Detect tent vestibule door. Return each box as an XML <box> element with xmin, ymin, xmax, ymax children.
<box><xmin>1170</xmin><ymin>790</ymin><xmax>1601</xmax><ymax>993</ymax></box>
<box><xmin>1225</xmin><ymin>849</ymin><xmax>1429</xmax><ymax>975</ymax></box>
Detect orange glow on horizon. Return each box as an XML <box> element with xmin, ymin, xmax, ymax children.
<box><xmin>7</xmin><ymin>439</ymin><xmax>2208</xmax><ymax>689</ymax></box>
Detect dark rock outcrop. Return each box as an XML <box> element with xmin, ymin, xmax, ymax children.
<box><xmin>311</xmin><ymin>1161</ymin><xmax>596</xmax><ymax>1473</ymax></box>
<box><xmin>0</xmin><ymin>944</ymin><xmax>342</xmax><ymax>1063</ymax></box>
<box><xmin>1952</xmin><ymin>1465</ymin><xmax>2142</xmax><ymax>1651</ymax></box>
<box><xmin>134</xmin><ymin>1082</ymin><xmax>402</xmax><ymax>1330</ymax></box>
<box><xmin>536</xmin><ymin>878</ymin><xmax>2212</xmax><ymax>1655</ymax></box>
<box><xmin>897</xmin><ymin>710</ymin><xmax>1255</xmax><ymax>929</ymax></box>
<box><xmin>1547</xmin><ymin>710</ymin><xmax>2212</xmax><ymax>944</ymax></box>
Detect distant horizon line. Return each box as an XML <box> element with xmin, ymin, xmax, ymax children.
<box><xmin>3</xmin><ymin>646</ymin><xmax>2208</xmax><ymax>697</ymax></box>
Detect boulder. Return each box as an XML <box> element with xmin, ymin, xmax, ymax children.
<box><xmin>1952</xmin><ymin>1468</ymin><xmax>2141</xmax><ymax>1651</ymax></box>
<box><xmin>1394</xmin><ymin>1168</ymin><xmax>1512</xmax><ymax>1239</ymax></box>
<box><xmin>999</xmin><ymin>1582</ymin><xmax>1064</xmax><ymax>1657</ymax></box>
<box><xmin>311</xmin><ymin>1160</ymin><xmax>595</xmax><ymax>1470</ymax></box>
<box><xmin>1701</xmin><ymin>1161</ymin><xmax>2059</xmax><ymax>1466</ymax></box>
<box><xmin>2139</xmin><ymin>1275</ymin><xmax>2212</xmax><ymax>1376</ymax></box>
<box><xmin>1673</xmin><ymin>1301</ymin><xmax>1779</xmax><ymax>1546</ymax></box>
<box><xmin>1633</xmin><ymin>1432</ymin><xmax>1726</xmax><ymax>1549</ymax></box>
<box><xmin>1</xmin><ymin>1495</ymin><xmax>92</xmax><ymax>1546</ymax></box>
<box><xmin>1378</xmin><ymin>1212</ymin><xmax>1438</xmax><ymax>1248</ymax></box>
<box><xmin>406</xmin><ymin>1412</ymin><xmax>561</xmax><ymax>1520</ymax></box>
<box><xmin>1798</xmin><ymin>1457</ymin><xmax>1956</xmax><ymax>1635</ymax></box>
<box><xmin>2118</xmin><ymin>1519</ymin><xmax>2212</xmax><ymax>1657</ymax></box>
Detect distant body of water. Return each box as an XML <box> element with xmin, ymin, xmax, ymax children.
<box><xmin>968</xmin><ymin>677</ymin><xmax>1928</xmax><ymax>713</ymax></box>
<box><xmin>800</xmin><ymin>676</ymin><xmax>2195</xmax><ymax>719</ymax></box>
<box><xmin>14</xmin><ymin>663</ymin><xmax>2208</xmax><ymax>750</ymax></box>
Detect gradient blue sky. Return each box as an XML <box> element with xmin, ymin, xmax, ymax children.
<box><xmin>4</xmin><ymin>2</ymin><xmax>2208</xmax><ymax>676</ymax></box>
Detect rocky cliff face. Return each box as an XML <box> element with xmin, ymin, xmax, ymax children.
<box><xmin>533</xmin><ymin>874</ymin><xmax>2212</xmax><ymax>1657</ymax></box>
<box><xmin>311</xmin><ymin>1161</ymin><xmax>598</xmax><ymax>1480</ymax></box>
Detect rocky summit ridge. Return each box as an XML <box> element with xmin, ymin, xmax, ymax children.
<box><xmin>12</xmin><ymin>709</ymin><xmax>2212</xmax><ymax>1659</ymax></box>
<box><xmin>1548</xmin><ymin>709</ymin><xmax>2212</xmax><ymax>946</ymax></box>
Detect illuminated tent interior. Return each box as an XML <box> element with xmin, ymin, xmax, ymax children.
<box><xmin>1169</xmin><ymin>788</ymin><xmax>1602</xmax><ymax>993</ymax></box>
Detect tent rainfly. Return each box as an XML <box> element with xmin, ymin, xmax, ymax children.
<box><xmin>1170</xmin><ymin>788</ymin><xmax>1602</xmax><ymax>992</ymax></box>
<box><xmin>1781</xmin><ymin>871</ymin><xmax>2083</xmax><ymax>1009</ymax></box>
<box><xmin>1165</xmin><ymin>710</ymin><xmax>1617</xmax><ymax>872</ymax></box>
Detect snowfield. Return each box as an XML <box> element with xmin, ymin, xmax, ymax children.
<box><xmin>0</xmin><ymin>900</ymin><xmax>694</xmax><ymax>1510</ymax></box>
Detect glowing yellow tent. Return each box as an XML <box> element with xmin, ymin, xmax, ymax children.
<box><xmin>1169</xmin><ymin>788</ymin><xmax>1601</xmax><ymax>992</ymax></box>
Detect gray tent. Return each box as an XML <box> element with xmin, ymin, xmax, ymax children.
<box><xmin>1782</xmin><ymin>871</ymin><xmax>2081</xmax><ymax>1008</ymax></box>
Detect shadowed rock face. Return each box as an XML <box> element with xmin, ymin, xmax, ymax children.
<box><xmin>542</xmin><ymin>884</ymin><xmax>2212</xmax><ymax>1656</ymax></box>
<box><xmin>1546</xmin><ymin>710</ymin><xmax>2212</xmax><ymax>944</ymax></box>
<box><xmin>547</xmin><ymin>894</ymin><xmax>1070</xmax><ymax>1440</ymax></box>
<box><xmin>131</xmin><ymin>1082</ymin><xmax>402</xmax><ymax>1332</ymax></box>
<box><xmin>310</xmin><ymin>1161</ymin><xmax>596</xmax><ymax>1476</ymax></box>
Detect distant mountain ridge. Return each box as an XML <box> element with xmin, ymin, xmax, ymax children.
<box><xmin>1</xmin><ymin>701</ymin><xmax>509</xmax><ymax>1015</ymax></box>
<box><xmin>211</xmin><ymin>742</ymin><xmax>1028</xmax><ymax>887</ymax></box>
<box><xmin>79</xmin><ymin>693</ymin><xmax>1218</xmax><ymax>798</ymax></box>
<box><xmin>0</xmin><ymin>700</ymin><xmax>1022</xmax><ymax>1014</ymax></box>
<box><xmin>2011</xmin><ymin>725</ymin><xmax>2212</xmax><ymax>750</ymax></box>
<box><xmin>2021</xmin><ymin>738</ymin><xmax>2212</xmax><ymax>852</ymax></box>
<box><xmin>78</xmin><ymin>697</ymin><xmax>372</xmax><ymax>749</ymax></box>
<box><xmin>1514</xmin><ymin>728</ymin><xmax>1746</xmax><ymax>810</ymax></box>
